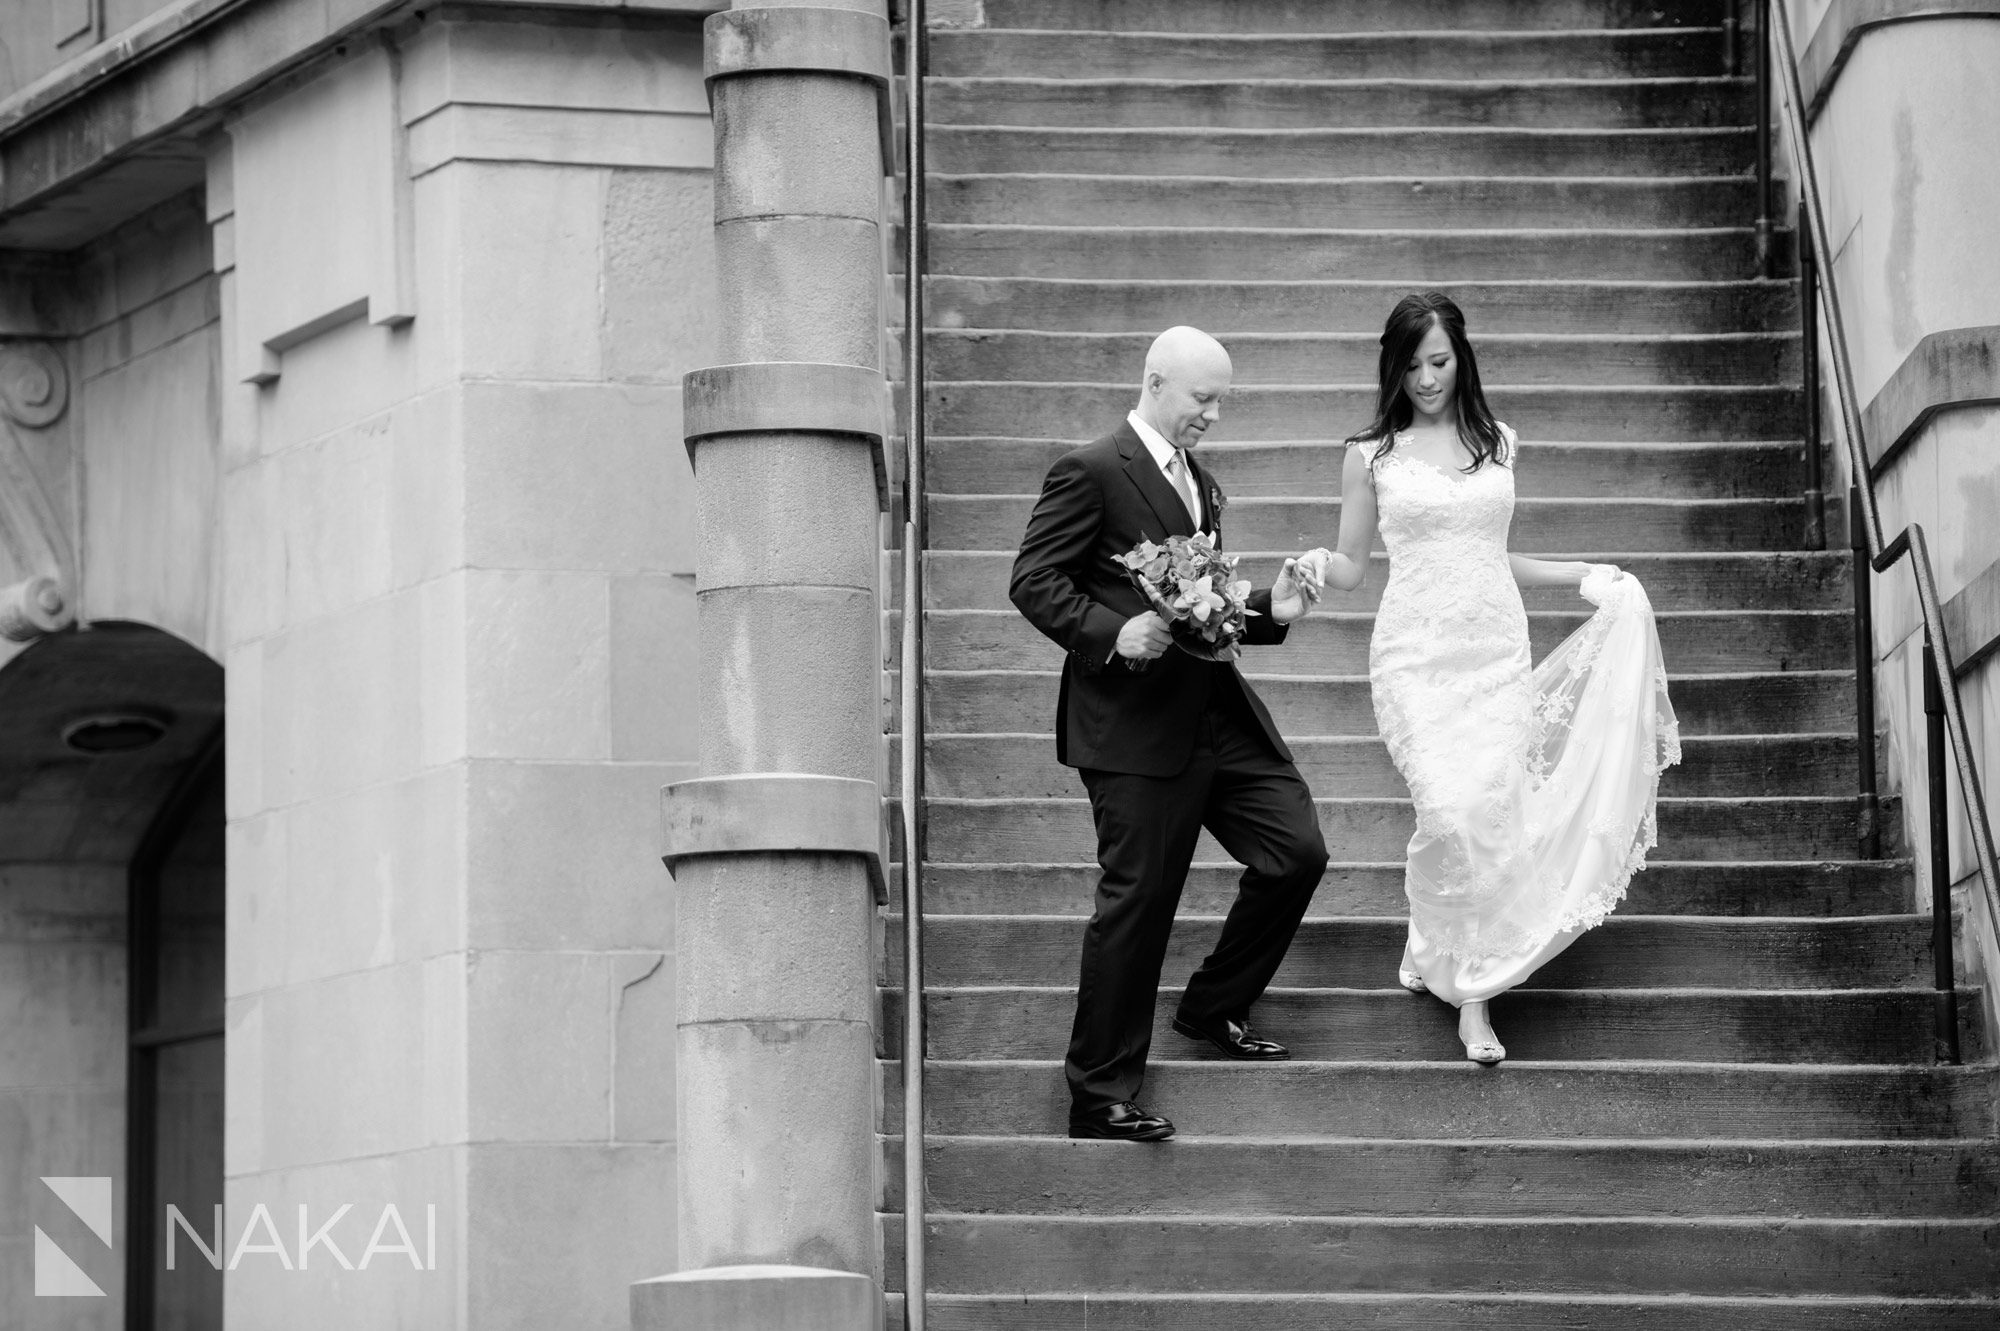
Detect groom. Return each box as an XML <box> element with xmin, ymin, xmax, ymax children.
<box><xmin>1009</xmin><ymin>325</ymin><xmax>1328</xmax><ymax>1142</ymax></box>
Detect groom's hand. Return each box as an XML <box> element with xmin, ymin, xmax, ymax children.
<box><xmin>1269</xmin><ymin>557</ymin><xmax>1319</xmax><ymax>624</ymax></box>
<box><xmin>1115</xmin><ymin>611</ymin><xmax>1172</xmax><ymax>662</ymax></box>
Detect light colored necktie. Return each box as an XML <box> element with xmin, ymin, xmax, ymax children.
<box><xmin>1166</xmin><ymin>450</ymin><xmax>1200</xmax><ymax>526</ymax></box>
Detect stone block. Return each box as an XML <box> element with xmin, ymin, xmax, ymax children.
<box><xmin>78</xmin><ymin>325</ymin><xmax>220</xmax><ymax>647</ymax></box>
<box><xmin>604</xmin><ymin>169</ymin><xmax>720</xmax><ymax>386</ymax></box>
<box><xmin>609</xmin><ymin>573</ymin><xmax>701</xmax><ymax>763</ymax></box>
<box><xmin>224</xmin><ymin>811</ymin><xmax>287</xmax><ymax>997</ymax></box>
<box><xmin>695</xmin><ymin>584</ymin><xmax>880</xmax><ymax>777</ymax></box>
<box><xmin>221</xmin><ymin>462</ymin><xmax>281</xmax><ymax>649</ymax></box>
<box><xmin>614</xmin><ymin>952</ymin><xmax>676</xmax><ymax>1143</ymax></box>
<box><xmin>673</xmin><ymin>855</ymin><xmax>874</xmax><ymax>1025</ymax></box>
<box><xmin>632</xmin><ymin>1265</ymin><xmax>878</xmax><ymax>1331</ymax></box>
<box><xmin>691</xmin><ymin>430</ymin><xmax>881</xmax><ymax>590</ymax></box>
<box><xmin>465</xmin><ymin>758</ymin><xmax>679</xmax><ymax>952</ymax></box>
<box><xmin>274</xmin><ymin>411</ymin><xmax>397</xmax><ymax>627</ymax></box>
<box><xmin>400</xmin><ymin>18</ymin><xmax>707</xmax><ymax>124</ymax></box>
<box><xmin>222</xmin><ymin>1147</ymin><xmax>461</xmax><ymax>1331</ymax></box>
<box><xmin>228</xmin><ymin>957</ymin><xmax>464</xmax><ymax>1174</ymax></box>
<box><xmin>279</xmin><ymin>765</ymin><xmax>468</xmax><ymax>987</ymax></box>
<box><xmin>421</xmin><ymin>161</ymin><xmax>606</xmax><ymax>382</ymax></box>
<box><xmin>676</xmin><ymin>1018</ymin><xmax>875</xmax><ymax>1274</ymax></box>
<box><xmin>0</xmin><ymin>863</ymin><xmax>123</xmax><ymax>942</ymax></box>
<box><xmin>253</xmin><ymin>311</ymin><xmax>417</xmax><ymax>458</ymax></box>
<box><xmin>712</xmin><ymin>75</ymin><xmax>884</xmax><ymax>223</ymax></box>
<box><xmin>461</xmin><ymin>381</ymin><xmax>694</xmax><ymax>575</ymax></box>
<box><xmin>389</xmin><ymin>388</ymin><xmax>465</xmax><ymax>593</ymax></box>
<box><xmin>256</xmin><ymin>591</ymin><xmax>428</xmax><ymax>807</ymax></box>
<box><xmin>467</xmin><ymin>950</ymin><xmax>611</xmax><ymax>1142</ymax></box>
<box><xmin>417</xmin><ymin>573</ymin><xmax>471</xmax><ymax>772</ymax></box>
<box><xmin>465</xmin><ymin>1140</ymin><xmax>675</xmax><ymax>1331</ymax></box>
<box><xmin>229</xmin><ymin>49</ymin><xmax>412</xmax><ymax>385</ymax></box>
<box><xmin>464</xmin><ymin>568</ymin><xmax>612</xmax><ymax>761</ymax></box>
<box><xmin>715</xmin><ymin>217</ymin><xmax>884</xmax><ymax>367</ymax></box>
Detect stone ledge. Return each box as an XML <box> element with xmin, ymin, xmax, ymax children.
<box><xmin>661</xmin><ymin>773</ymin><xmax>888</xmax><ymax>901</ymax></box>
<box><xmin>632</xmin><ymin>1264</ymin><xmax>876</xmax><ymax>1331</ymax></box>
<box><xmin>683</xmin><ymin>360</ymin><xmax>891</xmax><ymax>508</ymax></box>
<box><xmin>1944</xmin><ymin>558</ymin><xmax>2000</xmax><ymax>678</ymax></box>
<box><xmin>1862</xmin><ymin>325</ymin><xmax>2000</xmax><ymax>476</ymax></box>
<box><xmin>1800</xmin><ymin>0</ymin><xmax>2000</xmax><ymax>125</ymax></box>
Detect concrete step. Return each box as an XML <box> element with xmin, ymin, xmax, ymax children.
<box><xmin>879</xmin><ymin>1214</ymin><xmax>2000</xmax><ymax>1298</ymax></box>
<box><xmin>927</xmin><ymin>382</ymin><xmax>1802</xmax><ymax>442</ymax></box>
<box><xmin>924</xmin><ymin>795</ymin><xmax>1861</xmax><ymax>861</ymax></box>
<box><xmin>929</xmin><ymin>174</ymin><xmax>1767</xmax><ymax>230</ymax></box>
<box><xmin>882</xmin><ymin>1060</ymin><xmax>2000</xmax><ymax>1139</ymax></box>
<box><xmin>925</xmin><ymin>331</ymin><xmax>1798</xmax><ymax>386</ymax></box>
<box><xmin>883</xmin><ymin>986</ymin><xmax>1969</xmax><ymax>1065</ymax></box>
<box><xmin>930</xmin><ymin>30</ymin><xmax>1731</xmax><ymax>81</ymax></box>
<box><xmin>929</xmin><ymin>77</ymin><xmax>1755</xmax><ymax>131</ymax></box>
<box><xmin>931</xmin><ymin>493</ymin><xmax>1817</xmax><ymax>554</ymax></box>
<box><xmin>926</xmin><ymin>439</ymin><xmax>1816</xmax><ymax>500</ymax></box>
<box><xmin>897</xmin><ymin>916</ymin><xmax>1931</xmax><ymax>991</ymax></box>
<box><xmin>931</xmin><ymin>126</ymin><xmax>1753</xmax><ymax>178</ymax></box>
<box><xmin>910</xmin><ymin>861</ymin><xmax>1911</xmax><ymax>919</ymax></box>
<box><xmin>889</xmin><ymin>1136</ymin><xmax>2000</xmax><ymax>1218</ymax></box>
<box><xmin>925</xmin><ymin>609</ymin><xmax>1848</xmax><ymax>675</ymax></box>
<box><xmin>910</xmin><ymin>733</ymin><xmax>1854</xmax><ymax>798</ymax></box>
<box><xmin>915</xmin><ymin>670</ymin><xmax>1861</xmax><ymax>738</ymax></box>
<box><xmin>926</xmin><ymin>125</ymin><xmax>1758</xmax><ymax>181</ymax></box>
<box><xmin>924</xmin><ymin>276</ymin><xmax>1798</xmax><ymax>335</ymax></box>
<box><xmin>930</xmin><ymin>225</ymin><xmax>1780</xmax><ymax>282</ymax></box>
<box><xmin>886</xmin><ymin>1292</ymin><xmax>2000</xmax><ymax>1331</ymax></box>
<box><xmin>913</xmin><ymin>551</ymin><xmax>1845</xmax><ymax>613</ymax></box>
<box><xmin>976</xmin><ymin>0</ymin><xmax>1732</xmax><ymax>33</ymax></box>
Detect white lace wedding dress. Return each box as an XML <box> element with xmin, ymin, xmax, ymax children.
<box><xmin>1361</xmin><ymin>427</ymin><xmax>1681</xmax><ymax>1005</ymax></box>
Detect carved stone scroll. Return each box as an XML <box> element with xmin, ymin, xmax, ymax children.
<box><xmin>0</xmin><ymin>339</ymin><xmax>76</xmax><ymax>641</ymax></box>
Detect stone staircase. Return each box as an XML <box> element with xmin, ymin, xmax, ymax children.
<box><xmin>882</xmin><ymin>0</ymin><xmax>2000</xmax><ymax>1324</ymax></box>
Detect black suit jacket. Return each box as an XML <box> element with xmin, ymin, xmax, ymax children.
<box><xmin>1008</xmin><ymin>420</ymin><xmax>1294</xmax><ymax>777</ymax></box>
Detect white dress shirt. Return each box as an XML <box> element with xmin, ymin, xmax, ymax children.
<box><xmin>1127</xmin><ymin>411</ymin><xmax>1205</xmax><ymax>531</ymax></box>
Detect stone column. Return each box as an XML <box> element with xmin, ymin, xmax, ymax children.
<box><xmin>643</xmin><ymin>1</ymin><xmax>892</xmax><ymax>1326</ymax></box>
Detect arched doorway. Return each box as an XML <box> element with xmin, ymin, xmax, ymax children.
<box><xmin>0</xmin><ymin>622</ymin><xmax>222</xmax><ymax>1328</ymax></box>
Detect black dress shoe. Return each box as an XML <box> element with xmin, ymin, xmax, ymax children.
<box><xmin>1068</xmin><ymin>1100</ymin><xmax>1175</xmax><ymax>1141</ymax></box>
<box><xmin>1171</xmin><ymin>1013</ymin><xmax>1290</xmax><ymax>1061</ymax></box>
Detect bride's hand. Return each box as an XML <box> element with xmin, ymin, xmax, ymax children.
<box><xmin>1295</xmin><ymin>548</ymin><xmax>1332</xmax><ymax>595</ymax></box>
<box><xmin>1579</xmin><ymin>563</ymin><xmax>1623</xmax><ymax>606</ymax></box>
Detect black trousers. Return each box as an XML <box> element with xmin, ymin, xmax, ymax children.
<box><xmin>1066</xmin><ymin>684</ymin><xmax>1328</xmax><ymax>1113</ymax></box>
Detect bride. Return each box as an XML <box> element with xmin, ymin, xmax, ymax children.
<box><xmin>1298</xmin><ymin>292</ymin><xmax>1680</xmax><ymax>1064</ymax></box>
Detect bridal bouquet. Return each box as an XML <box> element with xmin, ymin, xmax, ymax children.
<box><xmin>1116</xmin><ymin>533</ymin><xmax>1259</xmax><ymax>661</ymax></box>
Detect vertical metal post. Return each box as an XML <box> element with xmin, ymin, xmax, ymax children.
<box><xmin>1852</xmin><ymin>486</ymin><xmax>1880</xmax><ymax>858</ymax></box>
<box><xmin>1924</xmin><ymin>640</ymin><xmax>1964</xmax><ymax>1064</ymax></box>
<box><xmin>1800</xmin><ymin>200</ymin><xmax>1824</xmax><ymax>549</ymax></box>
<box><xmin>899</xmin><ymin>1</ymin><xmax>929</xmax><ymax>1325</ymax></box>
<box><xmin>1723</xmin><ymin>0</ymin><xmax>1741</xmax><ymax>75</ymax></box>
<box><xmin>1753</xmin><ymin>0</ymin><xmax>1775</xmax><ymax>275</ymax></box>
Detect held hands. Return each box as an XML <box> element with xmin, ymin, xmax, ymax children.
<box><xmin>1269</xmin><ymin>551</ymin><xmax>1329</xmax><ymax>624</ymax></box>
<box><xmin>1115</xmin><ymin>610</ymin><xmax>1174</xmax><ymax>662</ymax></box>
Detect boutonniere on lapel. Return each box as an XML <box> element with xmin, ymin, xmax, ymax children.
<box><xmin>1207</xmin><ymin>481</ymin><xmax>1227</xmax><ymax>521</ymax></box>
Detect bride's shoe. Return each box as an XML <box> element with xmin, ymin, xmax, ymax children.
<box><xmin>1458</xmin><ymin>1002</ymin><xmax>1506</xmax><ymax>1066</ymax></box>
<box><xmin>1397</xmin><ymin>968</ymin><xmax>1428</xmax><ymax>993</ymax></box>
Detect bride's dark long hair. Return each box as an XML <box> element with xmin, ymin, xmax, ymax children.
<box><xmin>1347</xmin><ymin>291</ymin><xmax>1506</xmax><ymax>472</ymax></box>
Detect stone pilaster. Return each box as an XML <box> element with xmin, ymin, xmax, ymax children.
<box><xmin>646</xmin><ymin>0</ymin><xmax>892</xmax><ymax>1324</ymax></box>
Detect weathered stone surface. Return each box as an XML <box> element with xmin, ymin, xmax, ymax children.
<box><xmin>678</xmin><ymin>1019</ymin><xmax>876</xmax><ymax>1273</ymax></box>
<box><xmin>675</xmin><ymin>855</ymin><xmax>874</xmax><ymax>1025</ymax></box>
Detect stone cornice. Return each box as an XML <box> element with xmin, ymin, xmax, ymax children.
<box><xmin>1800</xmin><ymin>0</ymin><xmax>2000</xmax><ymax>125</ymax></box>
<box><xmin>1946</xmin><ymin>557</ymin><xmax>2000</xmax><ymax>679</ymax></box>
<box><xmin>1862</xmin><ymin>325</ymin><xmax>2000</xmax><ymax>476</ymax></box>
<box><xmin>0</xmin><ymin>0</ymin><xmax>722</xmax><ymax>250</ymax></box>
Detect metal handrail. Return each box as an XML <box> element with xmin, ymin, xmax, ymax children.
<box><xmin>1766</xmin><ymin>0</ymin><xmax>2000</xmax><ymax>1051</ymax></box>
<box><xmin>896</xmin><ymin>0</ymin><xmax>929</xmax><ymax>1324</ymax></box>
